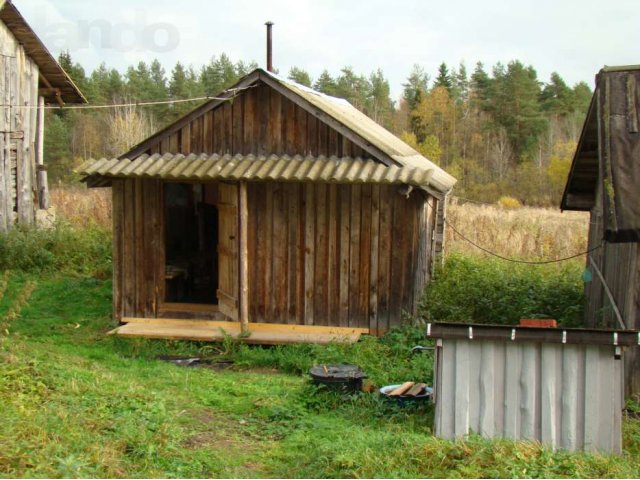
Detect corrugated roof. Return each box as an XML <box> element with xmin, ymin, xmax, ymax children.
<box><xmin>78</xmin><ymin>153</ymin><xmax>435</xmax><ymax>188</ymax></box>
<box><xmin>263</xmin><ymin>70</ymin><xmax>456</xmax><ymax>193</ymax></box>
<box><xmin>0</xmin><ymin>0</ymin><xmax>86</xmax><ymax>104</ymax></box>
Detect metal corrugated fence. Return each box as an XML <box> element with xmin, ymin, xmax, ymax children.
<box><xmin>433</xmin><ymin>338</ymin><xmax>624</xmax><ymax>453</ymax></box>
<box><xmin>78</xmin><ymin>153</ymin><xmax>435</xmax><ymax>188</ymax></box>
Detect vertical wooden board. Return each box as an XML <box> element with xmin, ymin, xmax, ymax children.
<box><xmin>317</xmin><ymin>121</ymin><xmax>328</xmax><ymax>156</ymax></box>
<box><xmin>243</xmin><ymin>87</ymin><xmax>255</xmax><ymax>153</ymax></box>
<box><xmin>296</xmin><ymin>183</ymin><xmax>306</xmax><ymax>324</ymax></box>
<box><xmin>253</xmin><ymin>183</ymin><xmax>267</xmax><ymax>320</ymax></box>
<box><xmin>303</xmin><ymin>183</ymin><xmax>315</xmax><ymax>325</ymax></box>
<box><xmin>368</xmin><ymin>185</ymin><xmax>380</xmax><ymax>334</ymax></box>
<box><xmin>111</xmin><ymin>180</ymin><xmax>124</xmax><ymax>320</ymax></box>
<box><xmin>272</xmin><ymin>184</ymin><xmax>288</xmax><ymax>322</ymax></box>
<box><xmin>247</xmin><ymin>183</ymin><xmax>259</xmax><ymax>320</ymax></box>
<box><xmin>401</xmin><ymin>196</ymin><xmax>418</xmax><ymax>315</ymax></box>
<box><xmin>358</xmin><ymin>184</ymin><xmax>372</xmax><ymax>329</ymax></box>
<box><xmin>232</xmin><ymin>96</ymin><xmax>244</xmax><ymax>153</ymax></box>
<box><xmin>314</xmin><ymin>183</ymin><xmax>328</xmax><ymax>325</ymax></box>
<box><xmin>239</xmin><ymin>181</ymin><xmax>250</xmax><ymax>331</ymax></box>
<box><xmin>377</xmin><ymin>186</ymin><xmax>392</xmax><ymax>332</ymax></box>
<box><xmin>389</xmin><ymin>193</ymin><xmax>405</xmax><ymax>326</ymax></box>
<box><xmin>348</xmin><ymin>185</ymin><xmax>362</xmax><ymax>327</ymax></box>
<box><xmin>307</xmin><ymin>114</ymin><xmax>318</xmax><ymax>156</ymax></box>
<box><xmin>284</xmin><ymin>98</ymin><xmax>296</xmax><ymax>154</ymax></box>
<box><xmin>122</xmin><ymin>180</ymin><xmax>136</xmax><ymax>316</ymax></box>
<box><xmin>295</xmin><ymin>108</ymin><xmax>308</xmax><ymax>154</ymax></box>
<box><xmin>156</xmin><ymin>181</ymin><xmax>166</xmax><ymax>310</ymax></box>
<box><xmin>342</xmin><ymin>136</ymin><xmax>352</xmax><ymax>157</ymax></box>
<box><xmin>338</xmin><ymin>185</ymin><xmax>351</xmax><ymax>327</ymax></box>
<box><xmin>328</xmin><ymin>128</ymin><xmax>338</xmax><ymax>157</ymax></box>
<box><xmin>257</xmin><ymin>84</ymin><xmax>270</xmax><ymax>155</ymax></box>
<box><xmin>142</xmin><ymin>180</ymin><xmax>158</xmax><ymax>317</ymax></box>
<box><xmin>269</xmin><ymin>88</ymin><xmax>282</xmax><ymax>153</ymax></box>
<box><xmin>263</xmin><ymin>183</ymin><xmax>274</xmax><ymax>320</ymax></box>
<box><xmin>286</xmin><ymin>183</ymin><xmax>300</xmax><ymax>324</ymax></box>
<box><xmin>212</xmin><ymin>107</ymin><xmax>223</xmax><ymax>153</ymax></box>
<box><xmin>327</xmin><ymin>184</ymin><xmax>340</xmax><ymax>323</ymax></box>
<box><xmin>190</xmin><ymin>116</ymin><xmax>201</xmax><ymax>152</ymax></box>
<box><xmin>134</xmin><ymin>179</ymin><xmax>145</xmax><ymax>315</ymax></box>
<box><xmin>203</xmin><ymin>111</ymin><xmax>213</xmax><ymax>152</ymax></box>
<box><xmin>169</xmin><ymin>132</ymin><xmax>180</xmax><ymax>153</ymax></box>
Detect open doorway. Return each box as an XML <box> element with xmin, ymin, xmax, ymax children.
<box><xmin>164</xmin><ymin>183</ymin><xmax>218</xmax><ymax>304</ymax></box>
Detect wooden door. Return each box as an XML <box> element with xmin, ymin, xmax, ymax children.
<box><xmin>216</xmin><ymin>182</ymin><xmax>239</xmax><ymax>320</ymax></box>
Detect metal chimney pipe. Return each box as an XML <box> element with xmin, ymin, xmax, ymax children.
<box><xmin>265</xmin><ymin>21</ymin><xmax>274</xmax><ymax>72</ymax></box>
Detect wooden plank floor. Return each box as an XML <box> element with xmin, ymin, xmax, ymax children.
<box><xmin>108</xmin><ymin>317</ymin><xmax>368</xmax><ymax>345</ymax></box>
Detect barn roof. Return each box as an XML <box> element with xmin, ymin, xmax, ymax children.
<box><xmin>0</xmin><ymin>0</ymin><xmax>86</xmax><ymax>104</ymax></box>
<box><xmin>122</xmin><ymin>68</ymin><xmax>456</xmax><ymax>194</ymax></box>
<box><xmin>78</xmin><ymin>153</ymin><xmax>435</xmax><ymax>189</ymax></box>
<box><xmin>562</xmin><ymin>65</ymin><xmax>640</xmax><ymax>242</ymax></box>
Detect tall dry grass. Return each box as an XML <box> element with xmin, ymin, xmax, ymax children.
<box><xmin>446</xmin><ymin>199</ymin><xmax>589</xmax><ymax>261</ymax></box>
<box><xmin>48</xmin><ymin>187</ymin><xmax>590</xmax><ymax>262</ymax></box>
<box><xmin>49</xmin><ymin>186</ymin><xmax>112</xmax><ymax>228</ymax></box>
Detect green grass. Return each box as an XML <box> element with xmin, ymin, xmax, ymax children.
<box><xmin>0</xmin><ymin>271</ymin><xmax>638</xmax><ymax>478</ymax></box>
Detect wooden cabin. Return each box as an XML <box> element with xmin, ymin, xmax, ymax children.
<box><xmin>562</xmin><ymin>65</ymin><xmax>640</xmax><ymax>397</ymax></box>
<box><xmin>80</xmin><ymin>68</ymin><xmax>456</xmax><ymax>344</ymax></box>
<box><xmin>0</xmin><ymin>0</ymin><xmax>86</xmax><ymax>231</ymax></box>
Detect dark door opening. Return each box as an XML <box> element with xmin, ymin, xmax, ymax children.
<box><xmin>164</xmin><ymin>183</ymin><xmax>218</xmax><ymax>304</ymax></box>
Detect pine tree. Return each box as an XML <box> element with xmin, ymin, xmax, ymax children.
<box><xmin>434</xmin><ymin>62</ymin><xmax>452</xmax><ymax>93</ymax></box>
<box><xmin>288</xmin><ymin>67</ymin><xmax>312</xmax><ymax>87</ymax></box>
<box><xmin>313</xmin><ymin>70</ymin><xmax>337</xmax><ymax>96</ymax></box>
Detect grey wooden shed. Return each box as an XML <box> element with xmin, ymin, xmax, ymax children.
<box><xmin>427</xmin><ymin>322</ymin><xmax>639</xmax><ymax>453</ymax></box>
<box><xmin>561</xmin><ymin>65</ymin><xmax>640</xmax><ymax>398</ymax></box>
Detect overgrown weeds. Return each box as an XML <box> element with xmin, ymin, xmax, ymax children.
<box><xmin>421</xmin><ymin>253</ymin><xmax>585</xmax><ymax>326</ymax></box>
<box><xmin>0</xmin><ymin>222</ymin><xmax>111</xmax><ymax>278</ymax></box>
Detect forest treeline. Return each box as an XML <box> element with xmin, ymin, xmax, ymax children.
<box><xmin>49</xmin><ymin>53</ymin><xmax>591</xmax><ymax>206</ymax></box>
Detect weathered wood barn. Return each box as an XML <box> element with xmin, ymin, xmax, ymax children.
<box><xmin>80</xmin><ymin>68</ymin><xmax>456</xmax><ymax>344</ymax></box>
<box><xmin>562</xmin><ymin>65</ymin><xmax>640</xmax><ymax>397</ymax></box>
<box><xmin>0</xmin><ymin>0</ymin><xmax>86</xmax><ymax>231</ymax></box>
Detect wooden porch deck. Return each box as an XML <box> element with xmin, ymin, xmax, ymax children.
<box><xmin>108</xmin><ymin>317</ymin><xmax>369</xmax><ymax>345</ymax></box>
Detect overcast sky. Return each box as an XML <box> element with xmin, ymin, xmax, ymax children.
<box><xmin>15</xmin><ymin>0</ymin><xmax>640</xmax><ymax>101</ymax></box>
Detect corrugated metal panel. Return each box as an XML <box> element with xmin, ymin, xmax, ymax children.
<box><xmin>434</xmin><ymin>338</ymin><xmax>624</xmax><ymax>453</ymax></box>
<box><xmin>78</xmin><ymin>153</ymin><xmax>435</xmax><ymax>188</ymax></box>
<box><xmin>265</xmin><ymin>70</ymin><xmax>456</xmax><ymax>193</ymax></box>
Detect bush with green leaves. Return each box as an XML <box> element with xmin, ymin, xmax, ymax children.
<box><xmin>420</xmin><ymin>253</ymin><xmax>585</xmax><ymax>326</ymax></box>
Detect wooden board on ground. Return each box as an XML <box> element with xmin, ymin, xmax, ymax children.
<box><xmin>109</xmin><ymin>318</ymin><xmax>368</xmax><ymax>345</ymax></box>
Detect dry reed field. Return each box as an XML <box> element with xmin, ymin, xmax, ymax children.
<box><xmin>50</xmin><ymin>187</ymin><xmax>590</xmax><ymax>261</ymax></box>
<box><xmin>50</xmin><ymin>186</ymin><xmax>112</xmax><ymax>228</ymax></box>
<box><xmin>446</xmin><ymin>199</ymin><xmax>589</xmax><ymax>261</ymax></box>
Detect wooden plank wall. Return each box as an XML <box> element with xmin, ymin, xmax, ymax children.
<box><xmin>147</xmin><ymin>82</ymin><xmax>373</xmax><ymax>159</ymax></box>
<box><xmin>111</xmin><ymin>178</ymin><xmax>163</xmax><ymax>320</ymax></box>
<box><xmin>584</xmin><ymin>180</ymin><xmax>640</xmax><ymax>397</ymax></box>
<box><xmin>247</xmin><ymin>182</ymin><xmax>430</xmax><ymax>333</ymax></box>
<box><xmin>0</xmin><ymin>20</ymin><xmax>39</xmax><ymax>231</ymax></box>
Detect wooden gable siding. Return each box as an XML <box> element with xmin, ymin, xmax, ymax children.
<box><xmin>246</xmin><ymin>182</ymin><xmax>435</xmax><ymax>333</ymax></box>
<box><xmin>146</xmin><ymin>83</ymin><xmax>372</xmax><ymax>159</ymax></box>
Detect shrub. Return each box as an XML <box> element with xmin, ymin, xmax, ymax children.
<box><xmin>420</xmin><ymin>253</ymin><xmax>584</xmax><ymax>326</ymax></box>
<box><xmin>497</xmin><ymin>195</ymin><xmax>522</xmax><ymax>209</ymax></box>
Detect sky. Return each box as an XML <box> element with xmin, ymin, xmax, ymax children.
<box><xmin>13</xmin><ymin>0</ymin><xmax>640</xmax><ymax>102</ymax></box>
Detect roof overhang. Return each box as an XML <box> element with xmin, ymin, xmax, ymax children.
<box><xmin>77</xmin><ymin>153</ymin><xmax>435</xmax><ymax>191</ymax></box>
<box><xmin>0</xmin><ymin>0</ymin><xmax>86</xmax><ymax>104</ymax></box>
<box><xmin>560</xmin><ymin>92</ymin><xmax>599</xmax><ymax>211</ymax></box>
